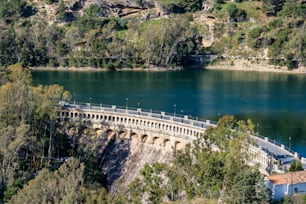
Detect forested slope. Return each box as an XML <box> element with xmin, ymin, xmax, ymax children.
<box><xmin>0</xmin><ymin>0</ymin><xmax>305</xmax><ymax>70</ymax></box>
<box><xmin>1</xmin><ymin>65</ymin><xmax>306</xmax><ymax>203</ymax></box>
<box><xmin>0</xmin><ymin>66</ymin><xmax>268</xmax><ymax>203</ymax></box>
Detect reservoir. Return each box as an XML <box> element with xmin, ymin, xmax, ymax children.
<box><xmin>32</xmin><ymin>69</ymin><xmax>306</xmax><ymax>157</ymax></box>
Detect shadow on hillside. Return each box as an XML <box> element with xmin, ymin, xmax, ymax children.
<box><xmin>99</xmin><ymin>138</ymin><xmax>131</xmax><ymax>187</ymax></box>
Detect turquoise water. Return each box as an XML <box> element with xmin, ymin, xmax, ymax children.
<box><xmin>32</xmin><ymin>69</ymin><xmax>306</xmax><ymax>156</ymax></box>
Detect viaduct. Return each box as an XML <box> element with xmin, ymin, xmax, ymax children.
<box><xmin>58</xmin><ymin>101</ymin><xmax>305</xmax><ymax>175</ymax></box>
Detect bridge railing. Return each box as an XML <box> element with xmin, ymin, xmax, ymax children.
<box><xmin>252</xmin><ymin>133</ymin><xmax>298</xmax><ymax>157</ymax></box>
<box><xmin>60</xmin><ymin>102</ymin><xmax>297</xmax><ymax>154</ymax></box>
<box><xmin>59</xmin><ymin>101</ymin><xmax>216</xmax><ymax>130</ymax></box>
<box><xmin>59</xmin><ymin>101</ymin><xmax>303</xmax><ymax>169</ymax></box>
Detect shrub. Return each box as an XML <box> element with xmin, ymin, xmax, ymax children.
<box><xmin>227</xmin><ymin>4</ymin><xmax>247</xmax><ymax>22</ymax></box>
<box><xmin>269</xmin><ymin>18</ymin><xmax>283</xmax><ymax>29</ymax></box>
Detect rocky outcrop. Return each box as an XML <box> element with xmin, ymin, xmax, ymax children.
<box><xmin>194</xmin><ymin>12</ymin><xmax>218</xmax><ymax>47</ymax></box>
<box><xmin>83</xmin><ymin>0</ymin><xmax>155</xmax><ymax>17</ymax></box>
<box><xmin>30</xmin><ymin>0</ymin><xmax>159</xmax><ymax>25</ymax></box>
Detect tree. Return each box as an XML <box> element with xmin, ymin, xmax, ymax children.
<box><xmin>9</xmin><ymin>158</ymin><xmax>85</xmax><ymax>204</ymax></box>
<box><xmin>127</xmin><ymin>178</ymin><xmax>145</xmax><ymax>204</ymax></box>
<box><xmin>0</xmin><ymin>64</ymin><xmax>70</xmax><ymax>201</ymax></box>
<box><xmin>262</xmin><ymin>0</ymin><xmax>284</xmax><ymax>16</ymax></box>
<box><xmin>156</xmin><ymin>0</ymin><xmax>203</xmax><ymax>13</ymax></box>
<box><xmin>123</xmin><ymin>116</ymin><xmax>270</xmax><ymax>203</ymax></box>
<box><xmin>289</xmin><ymin>161</ymin><xmax>303</xmax><ymax>172</ymax></box>
<box><xmin>278</xmin><ymin>3</ymin><xmax>306</xmax><ymax>18</ymax></box>
<box><xmin>140</xmin><ymin>163</ymin><xmax>164</xmax><ymax>203</ymax></box>
<box><xmin>137</xmin><ymin>16</ymin><xmax>199</xmax><ymax>67</ymax></box>
<box><xmin>57</xmin><ymin>0</ymin><xmax>66</xmax><ymax>21</ymax></box>
<box><xmin>227</xmin><ymin>4</ymin><xmax>247</xmax><ymax>22</ymax></box>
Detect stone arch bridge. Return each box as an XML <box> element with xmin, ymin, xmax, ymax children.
<box><xmin>58</xmin><ymin>102</ymin><xmax>213</xmax><ymax>150</ymax></box>
<box><xmin>58</xmin><ymin>101</ymin><xmax>304</xmax><ymax>175</ymax></box>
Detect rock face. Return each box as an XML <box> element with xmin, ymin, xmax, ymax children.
<box><xmin>83</xmin><ymin>0</ymin><xmax>155</xmax><ymax>17</ymax></box>
<box><xmin>31</xmin><ymin>0</ymin><xmax>158</xmax><ymax>24</ymax></box>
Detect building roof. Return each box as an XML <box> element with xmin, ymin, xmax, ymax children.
<box><xmin>267</xmin><ymin>170</ymin><xmax>306</xmax><ymax>185</ymax></box>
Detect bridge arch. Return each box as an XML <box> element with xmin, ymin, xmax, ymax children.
<box><xmin>164</xmin><ymin>138</ymin><xmax>171</xmax><ymax>147</ymax></box>
<box><xmin>131</xmin><ymin>132</ymin><xmax>138</xmax><ymax>142</ymax></box>
<box><xmin>152</xmin><ymin>136</ymin><xmax>160</xmax><ymax>145</ymax></box>
<box><xmin>174</xmin><ymin>141</ymin><xmax>183</xmax><ymax>150</ymax></box>
<box><xmin>119</xmin><ymin>130</ymin><xmax>127</xmax><ymax>139</ymax></box>
<box><xmin>94</xmin><ymin>128</ymin><xmax>103</xmax><ymax>136</ymax></box>
<box><xmin>141</xmin><ymin>134</ymin><xmax>148</xmax><ymax>143</ymax></box>
<box><xmin>106</xmin><ymin>129</ymin><xmax>115</xmax><ymax>140</ymax></box>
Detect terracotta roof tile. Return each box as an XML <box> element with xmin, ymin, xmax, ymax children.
<box><xmin>267</xmin><ymin>170</ymin><xmax>306</xmax><ymax>185</ymax></box>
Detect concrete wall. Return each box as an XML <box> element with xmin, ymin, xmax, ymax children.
<box><xmin>272</xmin><ymin>184</ymin><xmax>287</xmax><ymax>201</ymax></box>
<box><xmin>267</xmin><ymin>181</ymin><xmax>306</xmax><ymax>201</ymax></box>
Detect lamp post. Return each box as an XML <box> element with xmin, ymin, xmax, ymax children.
<box><xmin>289</xmin><ymin>137</ymin><xmax>291</xmax><ymax>150</ymax></box>
<box><xmin>126</xmin><ymin>98</ymin><xmax>128</xmax><ymax>109</ymax></box>
<box><xmin>257</xmin><ymin>123</ymin><xmax>260</xmax><ymax>136</ymax></box>
<box><xmin>173</xmin><ymin>104</ymin><xmax>176</xmax><ymax>117</ymax></box>
<box><xmin>89</xmin><ymin>97</ymin><xmax>92</xmax><ymax>106</ymax></box>
<box><xmin>73</xmin><ymin>93</ymin><xmax>76</xmax><ymax>105</ymax></box>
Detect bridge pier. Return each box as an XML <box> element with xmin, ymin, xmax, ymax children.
<box><xmin>126</xmin><ymin>128</ymin><xmax>131</xmax><ymax>139</ymax></box>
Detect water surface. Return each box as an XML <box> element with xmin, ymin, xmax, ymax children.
<box><xmin>32</xmin><ymin>69</ymin><xmax>306</xmax><ymax>156</ymax></box>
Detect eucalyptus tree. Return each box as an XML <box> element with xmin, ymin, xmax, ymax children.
<box><xmin>0</xmin><ymin>64</ymin><xmax>70</xmax><ymax>201</ymax></box>
<box><xmin>137</xmin><ymin>15</ymin><xmax>199</xmax><ymax>67</ymax></box>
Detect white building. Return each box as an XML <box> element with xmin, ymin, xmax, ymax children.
<box><xmin>265</xmin><ymin>170</ymin><xmax>306</xmax><ymax>201</ymax></box>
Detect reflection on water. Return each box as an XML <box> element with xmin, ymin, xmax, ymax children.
<box><xmin>32</xmin><ymin>69</ymin><xmax>306</xmax><ymax>156</ymax></box>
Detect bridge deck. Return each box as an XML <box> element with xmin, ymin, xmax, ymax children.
<box><xmin>59</xmin><ymin>102</ymin><xmax>302</xmax><ymax>171</ymax></box>
<box><xmin>62</xmin><ymin>102</ymin><xmax>216</xmax><ymax>130</ymax></box>
<box><xmin>251</xmin><ymin>135</ymin><xmax>299</xmax><ymax>165</ymax></box>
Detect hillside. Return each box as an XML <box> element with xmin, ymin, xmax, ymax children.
<box><xmin>0</xmin><ymin>0</ymin><xmax>305</xmax><ymax>71</ymax></box>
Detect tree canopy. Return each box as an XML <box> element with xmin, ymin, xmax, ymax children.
<box><xmin>0</xmin><ymin>64</ymin><xmax>70</xmax><ymax>202</ymax></box>
<box><xmin>117</xmin><ymin>116</ymin><xmax>271</xmax><ymax>203</ymax></box>
<box><xmin>0</xmin><ymin>0</ymin><xmax>305</xmax><ymax>69</ymax></box>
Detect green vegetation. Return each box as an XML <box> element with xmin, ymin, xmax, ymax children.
<box><xmin>0</xmin><ymin>66</ymin><xmax>257</xmax><ymax>202</ymax></box>
<box><xmin>0</xmin><ymin>64</ymin><xmax>70</xmax><ymax>202</ymax></box>
<box><xmin>289</xmin><ymin>161</ymin><xmax>303</xmax><ymax>172</ymax></box>
<box><xmin>227</xmin><ymin>3</ymin><xmax>247</xmax><ymax>22</ymax></box>
<box><xmin>282</xmin><ymin>194</ymin><xmax>306</xmax><ymax>204</ymax></box>
<box><xmin>2</xmin><ymin>66</ymin><xmax>304</xmax><ymax>202</ymax></box>
<box><xmin>9</xmin><ymin>158</ymin><xmax>109</xmax><ymax>204</ymax></box>
<box><xmin>0</xmin><ymin>64</ymin><xmax>109</xmax><ymax>203</ymax></box>
<box><xmin>112</xmin><ymin>116</ymin><xmax>271</xmax><ymax>203</ymax></box>
<box><xmin>156</xmin><ymin>0</ymin><xmax>203</xmax><ymax>13</ymax></box>
<box><xmin>0</xmin><ymin>0</ymin><xmax>304</xmax><ymax>69</ymax></box>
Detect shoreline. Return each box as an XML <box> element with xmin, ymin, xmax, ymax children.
<box><xmin>30</xmin><ymin>60</ymin><xmax>306</xmax><ymax>74</ymax></box>
<box><xmin>206</xmin><ymin>59</ymin><xmax>306</xmax><ymax>74</ymax></box>
<box><xmin>29</xmin><ymin>66</ymin><xmax>183</xmax><ymax>72</ymax></box>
